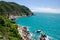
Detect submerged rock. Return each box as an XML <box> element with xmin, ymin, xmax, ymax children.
<box><xmin>37</xmin><ymin>30</ymin><xmax>41</xmax><ymax>33</ymax></box>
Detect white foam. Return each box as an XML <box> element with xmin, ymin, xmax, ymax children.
<box><xmin>45</xmin><ymin>35</ymin><xmax>58</xmax><ymax>40</ymax></box>
<box><xmin>45</xmin><ymin>36</ymin><xmax>50</xmax><ymax>40</ymax></box>
<box><xmin>28</xmin><ymin>33</ymin><xmax>35</xmax><ymax>40</ymax></box>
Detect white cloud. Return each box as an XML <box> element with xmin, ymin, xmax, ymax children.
<box><xmin>31</xmin><ymin>7</ymin><xmax>60</xmax><ymax>13</ymax></box>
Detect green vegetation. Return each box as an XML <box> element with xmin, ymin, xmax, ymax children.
<box><xmin>0</xmin><ymin>16</ymin><xmax>23</xmax><ymax>40</ymax></box>
<box><xmin>0</xmin><ymin>1</ymin><xmax>33</xmax><ymax>40</ymax></box>
<box><xmin>0</xmin><ymin>1</ymin><xmax>33</xmax><ymax>17</ymax></box>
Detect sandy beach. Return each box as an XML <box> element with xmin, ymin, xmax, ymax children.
<box><xmin>14</xmin><ymin>16</ymin><xmax>22</xmax><ymax>18</ymax></box>
<box><xmin>14</xmin><ymin>15</ymin><xmax>27</xmax><ymax>19</ymax></box>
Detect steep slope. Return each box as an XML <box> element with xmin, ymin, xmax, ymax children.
<box><xmin>0</xmin><ymin>16</ymin><xmax>23</xmax><ymax>40</ymax></box>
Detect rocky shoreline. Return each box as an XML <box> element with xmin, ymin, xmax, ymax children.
<box><xmin>17</xmin><ymin>24</ymin><xmax>34</xmax><ymax>40</ymax></box>
<box><xmin>14</xmin><ymin>16</ymin><xmax>50</xmax><ymax>40</ymax></box>
<box><xmin>17</xmin><ymin>25</ymin><xmax>50</xmax><ymax>40</ymax></box>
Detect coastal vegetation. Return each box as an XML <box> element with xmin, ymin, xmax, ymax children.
<box><xmin>0</xmin><ymin>1</ymin><xmax>33</xmax><ymax>40</ymax></box>
<box><xmin>0</xmin><ymin>1</ymin><xmax>33</xmax><ymax>17</ymax></box>
<box><xmin>0</xmin><ymin>16</ymin><xmax>23</xmax><ymax>40</ymax></box>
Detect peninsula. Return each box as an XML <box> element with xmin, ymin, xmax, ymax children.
<box><xmin>0</xmin><ymin>1</ymin><xmax>33</xmax><ymax>40</ymax></box>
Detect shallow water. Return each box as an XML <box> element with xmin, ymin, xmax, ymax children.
<box><xmin>15</xmin><ymin>12</ymin><xmax>60</xmax><ymax>40</ymax></box>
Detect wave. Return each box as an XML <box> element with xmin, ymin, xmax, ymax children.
<box><xmin>45</xmin><ymin>35</ymin><xmax>58</xmax><ymax>40</ymax></box>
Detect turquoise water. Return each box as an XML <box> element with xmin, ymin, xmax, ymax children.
<box><xmin>15</xmin><ymin>12</ymin><xmax>60</xmax><ymax>40</ymax></box>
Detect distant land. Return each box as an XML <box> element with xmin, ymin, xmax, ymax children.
<box><xmin>0</xmin><ymin>1</ymin><xmax>33</xmax><ymax>17</ymax></box>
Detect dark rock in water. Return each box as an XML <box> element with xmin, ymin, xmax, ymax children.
<box><xmin>41</xmin><ymin>34</ymin><xmax>47</xmax><ymax>37</ymax></box>
<box><xmin>22</xmin><ymin>27</ymin><xmax>27</xmax><ymax>32</ymax></box>
<box><xmin>40</xmin><ymin>34</ymin><xmax>47</xmax><ymax>40</ymax></box>
<box><xmin>37</xmin><ymin>30</ymin><xmax>41</xmax><ymax>33</ymax></box>
<box><xmin>11</xmin><ymin>18</ymin><xmax>16</xmax><ymax>20</ymax></box>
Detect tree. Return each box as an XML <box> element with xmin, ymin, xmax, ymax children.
<box><xmin>0</xmin><ymin>17</ymin><xmax>5</xmax><ymax>26</ymax></box>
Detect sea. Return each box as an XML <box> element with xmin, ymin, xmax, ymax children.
<box><xmin>15</xmin><ymin>12</ymin><xmax>60</xmax><ymax>40</ymax></box>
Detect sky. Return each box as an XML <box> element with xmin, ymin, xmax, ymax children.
<box><xmin>3</xmin><ymin>0</ymin><xmax>60</xmax><ymax>13</ymax></box>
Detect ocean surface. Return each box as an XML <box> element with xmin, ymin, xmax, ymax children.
<box><xmin>15</xmin><ymin>12</ymin><xmax>60</xmax><ymax>40</ymax></box>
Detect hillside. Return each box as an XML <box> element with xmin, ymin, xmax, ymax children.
<box><xmin>0</xmin><ymin>16</ymin><xmax>23</xmax><ymax>40</ymax></box>
<box><xmin>0</xmin><ymin>1</ymin><xmax>33</xmax><ymax>17</ymax></box>
<box><xmin>0</xmin><ymin>1</ymin><xmax>33</xmax><ymax>40</ymax></box>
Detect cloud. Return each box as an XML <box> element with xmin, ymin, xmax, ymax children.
<box><xmin>31</xmin><ymin>7</ymin><xmax>60</xmax><ymax>13</ymax></box>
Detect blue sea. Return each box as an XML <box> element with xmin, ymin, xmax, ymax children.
<box><xmin>15</xmin><ymin>12</ymin><xmax>60</xmax><ymax>40</ymax></box>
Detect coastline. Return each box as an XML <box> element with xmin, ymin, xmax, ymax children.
<box><xmin>18</xmin><ymin>26</ymin><xmax>26</xmax><ymax>40</ymax></box>
<box><xmin>14</xmin><ymin>16</ymin><xmax>22</xmax><ymax>18</ymax></box>
<box><xmin>14</xmin><ymin>14</ymin><xmax>33</xmax><ymax>19</ymax></box>
<box><xmin>17</xmin><ymin>24</ymin><xmax>34</xmax><ymax>40</ymax></box>
<box><xmin>15</xmin><ymin>16</ymin><xmax>34</xmax><ymax>40</ymax></box>
<box><xmin>14</xmin><ymin>15</ymin><xmax>27</xmax><ymax>19</ymax></box>
<box><xmin>15</xmin><ymin>15</ymin><xmax>50</xmax><ymax>40</ymax></box>
<box><xmin>9</xmin><ymin>15</ymin><xmax>27</xmax><ymax>20</ymax></box>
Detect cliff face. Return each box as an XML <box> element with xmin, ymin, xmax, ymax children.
<box><xmin>0</xmin><ymin>1</ymin><xmax>33</xmax><ymax>17</ymax></box>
